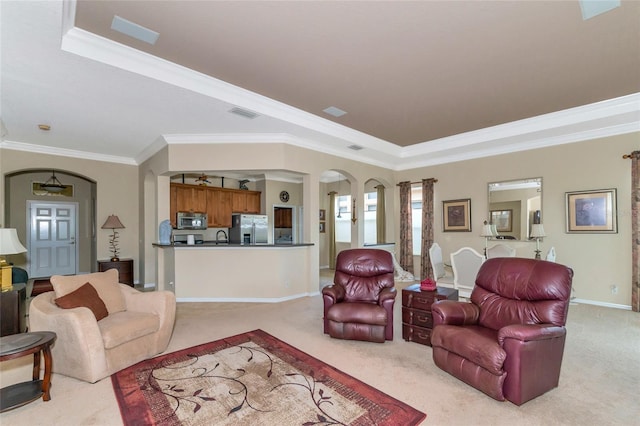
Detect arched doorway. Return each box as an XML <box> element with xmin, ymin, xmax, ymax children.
<box><xmin>4</xmin><ymin>169</ymin><xmax>97</xmax><ymax>277</ymax></box>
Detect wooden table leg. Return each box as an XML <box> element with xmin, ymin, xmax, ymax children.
<box><xmin>41</xmin><ymin>344</ymin><xmax>53</xmax><ymax>401</ymax></box>
<box><xmin>32</xmin><ymin>350</ymin><xmax>41</xmax><ymax>381</ymax></box>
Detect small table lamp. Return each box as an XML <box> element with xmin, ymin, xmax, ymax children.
<box><xmin>531</xmin><ymin>224</ymin><xmax>546</xmax><ymax>259</ymax></box>
<box><xmin>0</xmin><ymin>228</ymin><xmax>28</xmax><ymax>291</ymax></box>
<box><xmin>480</xmin><ymin>221</ymin><xmax>494</xmax><ymax>257</ymax></box>
<box><xmin>102</xmin><ymin>215</ymin><xmax>125</xmax><ymax>261</ymax></box>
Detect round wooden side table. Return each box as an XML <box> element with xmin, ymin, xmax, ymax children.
<box><xmin>0</xmin><ymin>331</ymin><xmax>56</xmax><ymax>412</ymax></box>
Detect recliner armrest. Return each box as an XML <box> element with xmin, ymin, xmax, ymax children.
<box><xmin>498</xmin><ymin>324</ymin><xmax>566</xmax><ymax>345</ymax></box>
<box><xmin>431</xmin><ymin>300</ymin><xmax>480</xmax><ymax>326</ymax></box>
<box><xmin>321</xmin><ymin>284</ymin><xmax>345</xmax><ymax>303</ymax></box>
<box><xmin>378</xmin><ymin>287</ymin><xmax>396</xmax><ymax>305</ymax></box>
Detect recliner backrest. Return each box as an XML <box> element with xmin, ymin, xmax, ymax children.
<box><xmin>471</xmin><ymin>258</ymin><xmax>573</xmax><ymax>330</ymax></box>
<box><xmin>334</xmin><ymin>249</ymin><xmax>394</xmax><ymax>303</ymax></box>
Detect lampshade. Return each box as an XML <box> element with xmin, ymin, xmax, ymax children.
<box><xmin>0</xmin><ymin>228</ymin><xmax>27</xmax><ymax>255</ymax></box>
<box><xmin>101</xmin><ymin>215</ymin><xmax>125</xmax><ymax>230</ymax></box>
<box><xmin>531</xmin><ymin>224</ymin><xmax>546</xmax><ymax>238</ymax></box>
<box><xmin>480</xmin><ymin>223</ymin><xmax>494</xmax><ymax>237</ymax></box>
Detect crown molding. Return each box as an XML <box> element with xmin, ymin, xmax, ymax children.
<box><xmin>0</xmin><ymin>140</ymin><xmax>137</xmax><ymax>165</ymax></box>
<box><xmin>26</xmin><ymin>2</ymin><xmax>640</xmax><ymax>169</ymax></box>
<box><xmin>60</xmin><ymin>25</ymin><xmax>398</xmax><ymax>156</ymax></box>
<box><xmin>162</xmin><ymin>133</ymin><xmax>394</xmax><ymax>169</ymax></box>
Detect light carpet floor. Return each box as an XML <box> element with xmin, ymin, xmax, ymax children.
<box><xmin>1</xmin><ymin>282</ymin><xmax>639</xmax><ymax>425</ymax></box>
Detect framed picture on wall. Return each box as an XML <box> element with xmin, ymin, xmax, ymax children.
<box><xmin>443</xmin><ymin>198</ymin><xmax>471</xmax><ymax>232</ymax></box>
<box><xmin>319</xmin><ymin>209</ymin><xmax>326</xmax><ymax>221</ymax></box>
<box><xmin>319</xmin><ymin>222</ymin><xmax>326</xmax><ymax>233</ymax></box>
<box><xmin>490</xmin><ymin>209</ymin><xmax>513</xmax><ymax>232</ymax></box>
<box><xmin>566</xmin><ymin>188</ymin><xmax>617</xmax><ymax>233</ymax></box>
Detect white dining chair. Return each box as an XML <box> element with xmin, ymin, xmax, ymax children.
<box><xmin>450</xmin><ymin>247</ymin><xmax>485</xmax><ymax>300</ymax></box>
<box><xmin>546</xmin><ymin>246</ymin><xmax>557</xmax><ymax>262</ymax></box>
<box><xmin>486</xmin><ymin>243</ymin><xmax>516</xmax><ymax>259</ymax></box>
<box><xmin>429</xmin><ymin>243</ymin><xmax>454</xmax><ymax>288</ymax></box>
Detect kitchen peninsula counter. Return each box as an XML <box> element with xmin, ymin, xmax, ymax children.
<box><xmin>153</xmin><ymin>243</ymin><xmax>316</xmax><ymax>302</ymax></box>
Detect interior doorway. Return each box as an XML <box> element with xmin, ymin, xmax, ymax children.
<box><xmin>273</xmin><ymin>205</ymin><xmax>296</xmax><ymax>244</ymax></box>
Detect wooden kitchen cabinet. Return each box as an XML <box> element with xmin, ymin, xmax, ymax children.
<box><xmin>206</xmin><ymin>188</ymin><xmax>233</xmax><ymax>228</ymax></box>
<box><xmin>274</xmin><ymin>208</ymin><xmax>292</xmax><ymax>228</ymax></box>
<box><xmin>170</xmin><ymin>183</ymin><xmax>260</xmax><ymax>227</ymax></box>
<box><xmin>232</xmin><ymin>191</ymin><xmax>261</xmax><ymax>213</ymax></box>
<box><xmin>171</xmin><ymin>184</ymin><xmax>208</xmax><ymax>222</ymax></box>
<box><xmin>174</xmin><ymin>184</ymin><xmax>207</xmax><ymax>213</ymax></box>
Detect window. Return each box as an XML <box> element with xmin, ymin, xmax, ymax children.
<box><xmin>335</xmin><ymin>195</ymin><xmax>351</xmax><ymax>242</ymax></box>
<box><xmin>364</xmin><ymin>192</ymin><xmax>377</xmax><ymax>244</ymax></box>
<box><xmin>411</xmin><ymin>185</ymin><xmax>422</xmax><ymax>254</ymax></box>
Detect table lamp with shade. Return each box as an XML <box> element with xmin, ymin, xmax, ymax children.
<box><xmin>530</xmin><ymin>224</ymin><xmax>546</xmax><ymax>259</ymax></box>
<box><xmin>0</xmin><ymin>228</ymin><xmax>27</xmax><ymax>291</ymax></box>
<box><xmin>480</xmin><ymin>221</ymin><xmax>494</xmax><ymax>257</ymax></box>
<box><xmin>102</xmin><ymin>215</ymin><xmax>125</xmax><ymax>262</ymax></box>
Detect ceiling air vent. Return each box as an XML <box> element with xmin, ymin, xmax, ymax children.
<box><xmin>347</xmin><ymin>144</ymin><xmax>364</xmax><ymax>151</ymax></box>
<box><xmin>323</xmin><ymin>106</ymin><xmax>347</xmax><ymax>117</ymax></box>
<box><xmin>229</xmin><ymin>107</ymin><xmax>259</xmax><ymax>119</ymax></box>
<box><xmin>111</xmin><ymin>16</ymin><xmax>159</xmax><ymax>45</ymax></box>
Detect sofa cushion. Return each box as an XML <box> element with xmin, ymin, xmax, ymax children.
<box><xmin>54</xmin><ymin>282</ymin><xmax>109</xmax><ymax>321</ymax></box>
<box><xmin>431</xmin><ymin>325</ymin><xmax>506</xmax><ymax>375</ymax></box>
<box><xmin>98</xmin><ymin>311</ymin><xmax>160</xmax><ymax>350</ymax></box>
<box><xmin>51</xmin><ymin>269</ymin><xmax>126</xmax><ymax>314</ymax></box>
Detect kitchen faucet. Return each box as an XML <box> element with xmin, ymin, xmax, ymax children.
<box><xmin>216</xmin><ymin>230</ymin><xmax>228</xmax><ymax>243</ymax></box>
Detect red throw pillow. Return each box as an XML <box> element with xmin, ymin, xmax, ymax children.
<box><xmin>54</xmin><ymin>282</ymin><xmax>109</xmax><ymax>321</ymax></box>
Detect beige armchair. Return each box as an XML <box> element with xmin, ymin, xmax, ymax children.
<box><xmin>29</xmin><ymin>269</ymin><xmax>176</xmax><ymax>383</ymax></box>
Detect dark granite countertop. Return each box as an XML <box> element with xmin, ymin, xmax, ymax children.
<box><xmin>153</xmin><ymin>242</ymin><xmax>313</xmax><ymax>248</ymax></box>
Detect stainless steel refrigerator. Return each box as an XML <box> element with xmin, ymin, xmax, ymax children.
<box><xmin>230</xmin><ymin>214</ymin><xmax>268</xmax><ymax>245</ymax></box>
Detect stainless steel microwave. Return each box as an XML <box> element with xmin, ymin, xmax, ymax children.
<box><xmin>176</xmin><ymin>212</ymin><xmax>207</xmax><ymax>230</ymax></box>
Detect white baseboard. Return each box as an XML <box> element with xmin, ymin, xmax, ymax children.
<box><xmin>177</xmin><ymin>292</ymin><xmax>315</xmax><ymax>303</ymax></box>
<box><xmin>572</xmin><ymin>298</ymin><xmax>631</xmax><ymax>310</ymax></box>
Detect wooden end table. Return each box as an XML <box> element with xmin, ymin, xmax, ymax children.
<box><xmin>401</xmin><ymin>284</ymin><xmax>458</xmax><ymax>346</ymax></box>
<box><xmin>0</xmin><ymin>331</ymin><xmax>56</xmax><ymax>412</ymax></box>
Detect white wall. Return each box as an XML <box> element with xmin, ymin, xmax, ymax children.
<box><xmin>396</xmin><ymin>133</ymin><xmax>637</xmax><ymax>309</ymax></box>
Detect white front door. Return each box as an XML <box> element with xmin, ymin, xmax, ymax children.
<box><xmin>28</xmin><ymin>201</ymin><xmax>78</xmax><ymax>278</ymax></box>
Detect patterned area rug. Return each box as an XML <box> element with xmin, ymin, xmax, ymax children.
<box><xmin>112</xmin><ymin>329</ymin><xmax>426</xmax><ymax>425</ymax></box>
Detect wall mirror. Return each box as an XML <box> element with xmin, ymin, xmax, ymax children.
<box><xmin>487</xmin><ymin>178</ymin><xmax>542</xmax><ymax>241</ymax></box>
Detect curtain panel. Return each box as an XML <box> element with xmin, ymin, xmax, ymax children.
<box><xmin>328</xmin><ymin>191</ymin><xmax>337</xmax><ymax>270</ymax></box>
<box><xmin>420</xmin><ymin>179</ymin><xmax>436</xmax><ymax>281</ymax></box>
<box><xmin>399</xmin><ymin>182</ymin><xmax>414</xmax><ymax>274</ymax></box>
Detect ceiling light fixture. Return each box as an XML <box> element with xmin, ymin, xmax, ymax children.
<box><xmin>323</xmin><ymin>106</ymin><xmax>347</xmax><ymax>117</ymax></box>
<box><xmin>38</xmin><ymin>124</ymin><xmax>51</xmax><ymax>131</ymax></box>
<box><xmin>111</xmin><ymin>15</ymin><xmax>159</xmax><ymax>45</ymax></box>
<box><xmin>40</xmin><ymin>170</ymin><xmax>66</xmax><ymax>193</ymax></box>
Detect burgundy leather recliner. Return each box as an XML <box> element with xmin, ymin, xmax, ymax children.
<box><xmin>430</xmin><ymin>257</ymin><xmax>573</xmax><ymax>405</ymax></box>
<box><xmin>322</xmin><ymin>249</ymin><xmax>396</xmax><ymax>343</ymax></box>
